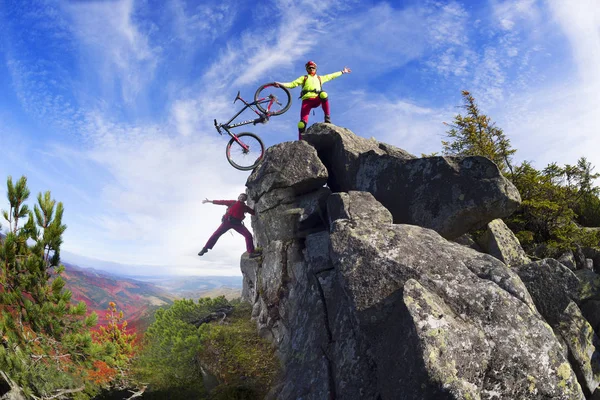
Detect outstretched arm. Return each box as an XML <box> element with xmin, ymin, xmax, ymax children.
<box><xmin>275</xmin><ymin>76</ymin><xmax>305</xmax><ymax>89</ymax></box>
<box><xmin>321</xmin><ymin>67</ymin><xmax>352</xmax><ymax>84</ymax></box>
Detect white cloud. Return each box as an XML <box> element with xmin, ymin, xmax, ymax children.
<box><xmin>547</xmin><ymin>0</ymin><xmax>600</xmax><ymax>89</ymax></box>
<box><xmin>169</xmin><ymin>0</ymin><xmax>236</xmax><ymax>43</ymax></box>
<box><xmin>492</xmin><ymin>0</ymin><xmax>539</xmax><ymax>32</ymax></box>
<box><xmin>63</xmin><ymin>0</ymin><xmax>160</xmax><ymax>104</ymax></box>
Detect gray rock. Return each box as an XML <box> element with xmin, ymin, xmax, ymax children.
<box><xmin>328</xmin><ymin>217</ymin><xmax>582</xmax><ymax>399</ymax></box>
<box><xmin>581</xmin><ymin>300</ymin><xmax>600</xmax><ymax>335</ymax></box>
<box><xmin>327</xmin><ymin>191</ymin><xmax>392</xmax><ymax>226</ymax></box>
<box><xmin>559</xmin><ymin>250</ymin><xmax>578</xmax><ymax>271</ymax></box>
<box><xmin>577</xmin><ymin>269</ymin><xmax>600</xmax><ymax>302</ymax></box>
<box><xmin>357</xmin><ymin>154</ymin><xmax>521</xmax><ymax>239</ymax></box>
<box><xmin>0</xmin><ymin>372</ymin><xmax>25</xmax><ymax>400</ymax></box>
<box><xmin>251</xmin><ymin>188</ymin><xmax>330</xmax><ymax>247</ymax></box>
<box><xmin>582</xmin><ymin>247</ymin><xmax>600</xmax><ymax>274</ymax></box>
<box><xmin>240</xmin><ymin>256</ymin><xmax>261</xmax><ymax>304</ymax></box>
<box><xmin>556</xmin><ymin>302</ymin><xmax>600</xmax><ymax>397</ymax></box>
<box><xmin>303</xmin><ymin>124</ymin><xmax>415</xmax><ymax>194</ymax></box>
<box><xmin>477</xmin><ymin>218</ymin><xmax>531</xmax><ymax>267</ymax></box>
<box><xmin>514</xmin><ymin>259</ymin><xmax>600</xmax><ymax>396</ymax></box>
<box><xmin>242</xmin><ymin>128</ymin><xmax>590</xmax><ymax>399</ymax></box>
<box><xmin>304</xmin><ymin>124</ymin><xmax>521</xmax><ymax>239</ymax></box>
<box><xmin>514</xmin><ymin>259</ymin><xmax>580</xmax><ymax>324</ymax></box>
<box><xmin>575</xmin><ymin>245</ymin><xmax>588</xmax><ymax>270</ymax></box>
<box><xmin>246</xmin><ymin>140</ymin><xmax>328</xmax><ymax>202</ymax></box>
<box><xmin>452</xmin><ymin>233</ymin><xmax>483</xmax><ymax>252</ymax></box>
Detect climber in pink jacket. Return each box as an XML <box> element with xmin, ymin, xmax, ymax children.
<box><xmin>198</xmin><ymin>193</ymin><xmax>261</xmax><ymax>258</ymax></box>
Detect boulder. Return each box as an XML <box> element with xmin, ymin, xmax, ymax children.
<box><xmin>357</xmin><ymin>154</ymin><xmax>521</xmax><ymax>239</ymax></box>
<box><xmin>246</xmin><ymin>140</ymin><xmax>327</xmax><ymax>202</ymax></box>
<box><xmin>327</xmin><ymin>191</ymin><xmax>392</xmax><ymax>225</ymax></box>
<box><xmin>328</xmin><ymin>214</ymin><xmax>581</xmax><ymax>399</ymax></box>
<box><xmin>581</xmin><ymin>300</ymin><xmax>600</xmax><ymax>335</ymax></box>
<box><xmin>304</xmin><ymin>124</ymin><xmax>521</xmax><ymax>239</ymax></box>
<box><xmin>577</xmin><ymin>269</ymin><xmax>600</xmax><ymax>302</ymax></box>
<box><xmin>452</xmin><ymin>233</ymin><xmax>483</xmax><ymax>252</ymax></box>
<box><xmin>559</xmin><ymin>250</ymin><xmax>578</xmax><ymax>271</ymax></box>
<box><xmin>514</xmin><ymin>259</ymin><xmax>600</xmax><ymax>396</ymax></box>
<box><xmin>251</xmin><ymin>188</ymin><xmax>330</xmax><ymax>246</ymax></box>
<box><xmin>576</xmin><ymin>245</ymin><xmax>589</xmax><ymax>270</ymax></box>
<box><xmin>582</xmin><ymin>247</ymin><xmax>600</xmax><ymax>273</ymax></box>
<box><xmin>477</xmin><ymin>218</ymin><xmax>531</xmax><ymax>267</ymax></box>
<box><xmin>303</xmin><ymin>123</ymin><xmax>415</xmax><ymax>193</ymax></box>
<box><xmin>240</xmin><ymin>255</ymin><xmax>261</xmax><ymax>304</ymax></box>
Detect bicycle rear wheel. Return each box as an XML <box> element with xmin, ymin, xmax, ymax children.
<box><xmin>226</xmin><ymin>132</ymin><xmax>265</xmax><ymax>171</ymax></box>
<box><xmin>254</xmin><ymin>83</ymin><xmax>291</xmax><ymax>116</ymax></box>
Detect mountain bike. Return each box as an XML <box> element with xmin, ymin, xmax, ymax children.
<box><xmin>214</xmin><ymin>83</ymin><xmax>292</xmax><ymax>171</ymax></box>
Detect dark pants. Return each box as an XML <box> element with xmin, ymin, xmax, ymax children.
<box><xmin>203</xmin><ymin>220</ymin><xmax>255</xmax><ymax>253</ymax></box>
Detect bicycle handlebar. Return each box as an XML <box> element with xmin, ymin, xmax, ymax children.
<box><xmin>214</xmin><ymin>119</ymin><xmax>222</xmax><ymax>135</ymax></box>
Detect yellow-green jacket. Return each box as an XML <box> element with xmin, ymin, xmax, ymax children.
<box><xmin>281</xmin><ymin>71</ymin><xmax>343</xmax><ymax>100</ymax></box>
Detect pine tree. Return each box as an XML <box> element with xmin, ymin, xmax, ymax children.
<box><xmin>442</xmin><ymin>90</ymin><xmax>516</xmax><ymax>176</ymax></box>
<box><xmin>0</xmin><ymin>176</ymin><xmax>100</xmax><ymax>398</ymax></box>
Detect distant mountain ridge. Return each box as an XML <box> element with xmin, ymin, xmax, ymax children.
<box><xmin>60</xmin><ymin>262</ymin><xmax>175</xmax><ymax>332</ymax></box>
<box><xmin>60</xmin><ymin>262</ymin><xmax>243</xmax><ymax>331</ymax></box>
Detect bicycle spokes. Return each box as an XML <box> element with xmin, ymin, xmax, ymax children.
<box><xmin>254</xmin><ymin>83</ymin><xmax>291</xmax><ymax>116</ymax></box>
<box><xmin>226</xmin><ymin>133</ymin><xmax>265</xmax><ymax>171</ymax></box>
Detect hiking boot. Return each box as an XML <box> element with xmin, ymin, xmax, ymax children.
<box><xmin>198</xmin><ymin>248</ymin><xmax>208</xmax><ymax>256</ymax></box>
<box><xmin>249</xmin><ymin>251</ymin><xmax>262</xmax><ymax>259</ymax></box>
<box><xmin>324</xmin><ymin>115</ymin><xmax>331</xmax><ymax>123</ymax></box>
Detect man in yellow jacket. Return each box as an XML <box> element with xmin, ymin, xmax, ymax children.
<box><xmin>276</xmin><ymin>60</ymin><xmax>351</xmax><ymax>140</ymax></box>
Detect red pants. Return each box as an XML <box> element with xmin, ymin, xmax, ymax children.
<box><xmin>203</xmin><ymin>221</ymin><xmax>255</xmax><ymax>253</ymax></box>
<box><xmin>299</xmin><ymin>96</ymin><xmax>330</xmax><ymax>140</ymax></box>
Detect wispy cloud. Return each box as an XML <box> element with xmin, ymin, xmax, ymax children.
<box><xmin>169</xmin><ymin>0</ymin><xmax>236</xmax><ymax>43</ymax></box>
<box><xmin>63</xmin><ymin>0</ymin><xmax>160</xmax><ymax>105</ymax></box>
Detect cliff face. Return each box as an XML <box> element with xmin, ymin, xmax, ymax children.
<box><xmin>241</xmin><ymin>124</ymin><xmax>600</xmax><ymax>400</ymax></box>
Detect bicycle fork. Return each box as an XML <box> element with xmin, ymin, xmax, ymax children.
<box><xmin>215</xmin><ymin>119</ymin><xmax>251</xmax><ymax>153</ymax></box>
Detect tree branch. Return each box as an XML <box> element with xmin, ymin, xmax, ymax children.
<box><xmin>126</xmin><ymin>386</ymin><xmax>148</xmax><ymax>399</ymax></box>
<box><xmin>42</xmin><ymin>386</ymin><xmax>85</xmax><ymax>400</ymax></box>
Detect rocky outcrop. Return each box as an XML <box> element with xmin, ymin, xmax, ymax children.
<box><xmin>477</xmin><ymin>218</ymin><xmax>531</xmax><ymax>267</ymax></box>
<box><xmin>304</xmin><ymin>124</ymin><xmax>521</xmax><ymax>239</ymax></box>
<box><xmin>240</xmin><ymin>127</ymin><xmax>597</xmax><ymax>399</ymax></box>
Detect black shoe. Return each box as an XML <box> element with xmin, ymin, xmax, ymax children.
<box><xmin>324</xmin><ymin>115</ymin><xmax>331</xmax><ymax>123</ymax></box>
<box><xmin>198</xmin><ymin>248</ymin><xmax>208</xmax><ymax>256</ymax></box>
<box><xmin>249</xmin><ymin>251</ymin><xmax>262</xmax><ymax>259</ymax></box>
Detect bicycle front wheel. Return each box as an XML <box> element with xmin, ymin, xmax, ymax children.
<box><xmin>226</xmin><ymin>132</ymin><xmax>265</xmax><ymax>171</ymax></box>
<box><xmin>254</xmin><ymin>83</ymin><xmax>291</xmax><ymax>116</ymax></box>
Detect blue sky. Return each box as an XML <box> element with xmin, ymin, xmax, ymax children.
<box><xmin>1</xmin><ymin>0</ymin><xmax>599</xmax><ymax>276</ymax></box>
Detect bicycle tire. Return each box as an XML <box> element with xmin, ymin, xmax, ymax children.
<box><xmin>226</xmin><ymin>132</ymin><xmax>265</xmax><ymax>171</ymax></box>
<box><xmin>254</xmin><ymin>83</ymin><xmax>291</xmax><ymax>116</ymax></box>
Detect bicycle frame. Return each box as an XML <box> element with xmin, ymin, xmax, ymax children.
<box><xmin>214</xmin><ymin>93</ymin><xmax>276</xmax><ymax>151</ymax></box>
